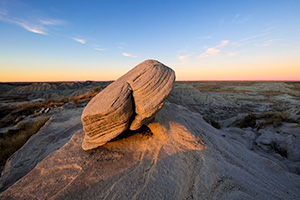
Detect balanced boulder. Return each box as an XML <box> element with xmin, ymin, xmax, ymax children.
<box><xmin>81</xmin><ymin>60</ymin><xmax>175</xmax><ymax>150</ymax></box>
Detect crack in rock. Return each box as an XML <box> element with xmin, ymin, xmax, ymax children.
<box><xmin>81</xmin><ymin>60</ymin><xmax>175</xmax><ymax>150</ymax></box>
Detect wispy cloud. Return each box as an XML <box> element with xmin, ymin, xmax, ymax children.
<box><xmin>258</xmin><ymin>40</ymin><xmax>273</xmax><ymax>47</ymax></box>
<box><xmin>232</xmin><ymin>14</ymin><xmax>240</xmax><ymax>23</ymax></box>
<box><xmin>237</xmin><ymin>33</ymin><xmax>267</xmax><ymax>45</ymax></box>
<box><xmin>0</xmin><ymin>3</ymin><xmax>64</xmax><ymax>35</ymax></box>
<box><xmin>219</xmin><ymin>17</ymin><xmax>226</xmax><ymax>24</ymax></box>
<box><xmin>39</xmin><ymin>19</ymin><xmax>63</xmax><ymax>25</ymax></box>
<box><xmin>197</xmin><ymin>34</ymin><xmax>213</xmax><ymax>40</ymax></box>
<box><xmin>227</xmin><ymin>52</ymin><xmax>237</xmax><ymax>57</ymax></box>
<box><xmin>95</xmin><ymin>48</ymin><xmax>105</xmax><ymax>51</ymax></box>
<box><xmin>177</xmin><ymin>54</ymin><xmax>191</xmax><ymax>63</ymax></box>
<box><xmin>0</xmin><ymin>16</ymin><xmax>62</xmax><ymax>35</ymax></box>
<box><xmin>0</xmin><ymin>15</ymin><xmax>48</xmax><ymax>35</ymax></box>
<box><xmin>217</xmin><ymin>40</ymin><xmax>229</xmax><ymax>48</ymax></box>
<box><xmin>198</xmin><ymin>40</ymin><xmax>229</xmax><ymax>58</ymax></box>
<box><xmin>16</xmin><ymin>22</ymin><xmax>46</xmax><ymax>35</ymax></box>
<box><xmin>232</xmin><ymin>14</ymin><xmax>252</xmax><ymax>24</ymax></box>
<box><xmin>73</xmin><ymin>38</ymin><xmax>86</xmax><ymax>44</ymax></box>
<box><xmin>122</xmin><ymin>53</ymin><xmax>137</xmax><ymax>58</ymax></box>
<box><xmin>232</xmin><ymin>27</ymin><xmax>277</xmax><ymax>48</ymax></box>
<box><xmin>199</xmin><ymin>48</ymin><xmax>220</xmax><ymax>58</ymax></box>
<box><xmin>117</xmin><ymin>42</ymin><xmax>127</xmax><ymax>49</ymax></box>
<box><xmin>0</xmin><ymin>9</ymin><xmax>8</xmax><ymax>16</ymax></box>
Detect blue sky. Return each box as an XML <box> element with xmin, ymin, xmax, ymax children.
<box><xmin>1</xmin><ymin>0</ymin><xmax>300</xmax><ymax>81</ymax></box>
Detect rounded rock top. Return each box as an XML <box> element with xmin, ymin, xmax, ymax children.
<box><xmin>81</xmin><ymin>59</ymin><xmax>176</xmax><ymax>150</ymax></box>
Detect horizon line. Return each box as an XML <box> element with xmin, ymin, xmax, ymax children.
<box><xmin>1</xmin><ymin>79</ymin><xmax>300</xmax><ymax>83</ymax></box>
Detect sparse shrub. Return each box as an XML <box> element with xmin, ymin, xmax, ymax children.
<box><xmin>56</xmin><ymin>97</ymin><xmax>69</xmax><ymax>104</ymax></box>
<box><xmin>93</xmin><ymin>87</ymin><xmax>100</xmax><ymax>93</ymax></box>
<box><xmin>0</xmin><ymin>85</ymin><xmax>106</xmax><ymax>173</ymax></box>
<box><xmin>70</xmin><ymin>90</ymin><xmax>100</xmax><ymax>105</ymax></box>
<box><xmin>203</xmin><ymin>117</ymin><xmax>221</xmax><ymax>129</ymax></box>
<box><xmin>238</xmin><ymin>113</ymin><xmax>257</xmax><ymax>128</ymax></box>
<box><xmin>0</xmin><ymin>102</ymin><xmax>50</xmax><ymax>128</ymax></box>
<box><xmin>260</xmin><ymin>111</ymin><xmax>297</xmax><ymax>127</ymax></box>
<box><xmin>270</xmin><ymin>141</ymin><xmax>287</xmax><ymax>158</ymax></box>
<box><xmin>211</xmin><ymin>120</ymin><xmax>221</xmax><ymax>129</ymax></box>
<box><xmin>0</xmin><ymin>105</ymin><xmax>13</xmax><ymax>119</ymax></box>
<box><xmin>237</xmin><ymin>111</ymin><xmax>297</xmax><ymax>129</ymax></box>
<box><xmin>0</xmin><ymin>116</ymin><xmax>50</xmax><ymax>168</ymax></box>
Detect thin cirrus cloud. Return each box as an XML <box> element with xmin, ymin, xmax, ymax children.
<box><xmin>0</xmin><ymin>5</ymin><xmax>64</xmax><ymax>35</ymax></box>
<box><xmin>73</xmin><ymin>38</ymin><xmax>86</xmax><ymax>44</ymax></box>
<box><xmin>177</xmin><ymin>40</ymin><xmax>234</xmax><ymax>62</ymax></box>
<box><xmin>17</xmin><ymin>18</ymin><xmax>63</xmax><ymax>35</ymax></box>
<box><xmin>117</xmin><ymin>42</ymin><xmax>127</xmax><ymax>49</ymax></box>
<box><xmin>16</xmin><ymin>21</ymin><xmax>46</xmax><ymax>35</ymax></box>
<box><xmin>199</xmin><ymin>48</ymin><xmax>220</xmax><ymax>58</ymax></box>
<box><xmin>122</xmin><ymin>53</ymin><xmax>137</xmax><ymax>58</ymax></box>
<box><xmin>177</xmin><ymin>54</ymin><xmax>191</xmax><ymax>64</ymax></box>
<box><xmin>0</xmin><ymin>9</ymin><xmax>8</xmax><ymax>16</ymax></box>
<box><xmin>198</xmin><ymin>40</ymin><xmax>229</xmax><ymax>58</ymax></box>
<box><xmin>39</xmin><ymin>19</ymin><xmax>64</xmax><ymax>25</ymax></box>
<box><xmin>259</xmin><ymin>40</ymin><xmax>273</xmax><ymax>47</ymax></box>
<box><xmin>232</xmin><ymin>27</ymin><xmax>276</xmax><ymax>48</ymax></box>
<box><xmin>197</xmin><ymin>34</ymin><xmax>213</xmax><ymax>40</ymax></box>
<box><xmin>236</xmin><ymin>33</ymin><xmax>268</xmax><ymax>47</ymax></box>
<box><xmin>231</xmin><ymin>14</ymin><xmax>252</xmax><ymax>24</ymax></box>
<box><xmin>218</xmin><ymin>40</ymin><xmax>229</xmax><ymax>47</ymax></box>
<box><xmin>178</xmin><ymin>55</ymin><xmax>190</xmax><ymax>62</ymax></box>
<box><xmin>94</xmin><ymin>48</ymin><xmax>105</xmax><ymax>51</ymax></box>
<box><xmin>0</xmin><ymin>15</ymin><xmax>62</xmax><ymax>35</ymax></box>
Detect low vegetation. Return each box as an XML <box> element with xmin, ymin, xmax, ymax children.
<box><xmin>0</xmin><ymin>88</ymin><xmax>102</xmax><ymax>173</ymax></box>
<box><xmin>237</xmin><ymin>111</ymin><xmax>297</xmax><ymax>129</ymax></box>
<box><xmin>0</xmin><ymin>88</ymin><xmax>101</xmax><ymax>129</ymax></box>
<box><xmin>0</xmin><ymin>116</ymin><xmax>50</xmax><ymax>171</ymax></box>
<box><xmin>203</xmin><ymin>117</ymin><xmax>221</xmax><ymax>129</ymax></box>
<box><xmin>190</xmin><ymin>81</ymin><xmax>255</xmax><ymax>93</ymax></box>
<box><xmin>237</xmin><ymin>113</ymin><xmax>257</xmax><ymax>128</ymax></box>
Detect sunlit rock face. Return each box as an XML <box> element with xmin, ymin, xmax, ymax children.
<box><xmin>81</xmin><ymin>60</ymin><xmax>176</xmax><ymax>150</ymax></box>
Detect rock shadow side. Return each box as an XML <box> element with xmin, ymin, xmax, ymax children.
<box><xmin>81</xmin><ymin>60</ymin><xmax>175</xmax><ymax>150</ymax></box>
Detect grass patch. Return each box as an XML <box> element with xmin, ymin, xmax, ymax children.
<box><xmin>69</xmin><ymin>89</ymin><xmax>100</xmax><ymax>106</ymax></box>
<box><xmin>237</xmin><ymin>111</ymin><xmax>297</xmax><ymax>128</ymax></box>
<box><xmin>0</xmin><ymin>116</ymin><xmax>50</xmax><ymax>169</ymax></box>
<box><xmin>0</xmin><ymin>89</ymin><xmax>101</xmax><ymax>129</ymax></box>
<box><xmin>0</xmin><ymin>85</ymin><xmax>104</xmax><ymax>170</ymax></box>
<box><xmin>259</xmin><ymin>111</ymin><xmax>297</xmax><ymax>127</ymax></box>
<box><xmin>192</xmin><ymin>84</ymin><xmax>249</xmax><ymax>93</ymax></box>
<box><xmin>237</xmin><ymin>113</ymin><xmax>257</xmax><ymax>128</ymax></box>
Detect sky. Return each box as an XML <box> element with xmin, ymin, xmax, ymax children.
<box><xmin>0</xmin><ymin>0</ymin><xmax>300</xmax><ymax>82</ymax></box>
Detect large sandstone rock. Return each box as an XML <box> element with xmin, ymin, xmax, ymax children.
<box><xmin>1</xmin><ymin>102</ymin><xmax>300</xmax><ymax>199</ymax></box>
<box><xmin>81</xmin><ymin>60</ymin><xmax>175</xmax><ymax>150</ymax></box>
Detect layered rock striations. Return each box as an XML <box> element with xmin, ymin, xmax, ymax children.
<box><xmin>81</xmin><ymin>59</ymin><xmax>175</xmax><ymax>150</ymax></box>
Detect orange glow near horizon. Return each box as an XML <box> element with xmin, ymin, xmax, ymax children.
<box><xmin>1</xmin><ymin>61</ymin><xmax>299</xmax><ymax>82</ymax></box>
<box><xmin>175</xmin><ymin>61</ymin><xmax>300</xmax><ymax>81</ymax></box>
<box><xmin>0</xmin><ymin>67</ymin><xmax>125</xmax><ymax>82</ymax></box>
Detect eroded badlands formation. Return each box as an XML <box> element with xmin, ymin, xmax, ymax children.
<box><xmin>0</xmin><ymin>60</ymin><xmax>299</xmax><ymax>199</ymax></box>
